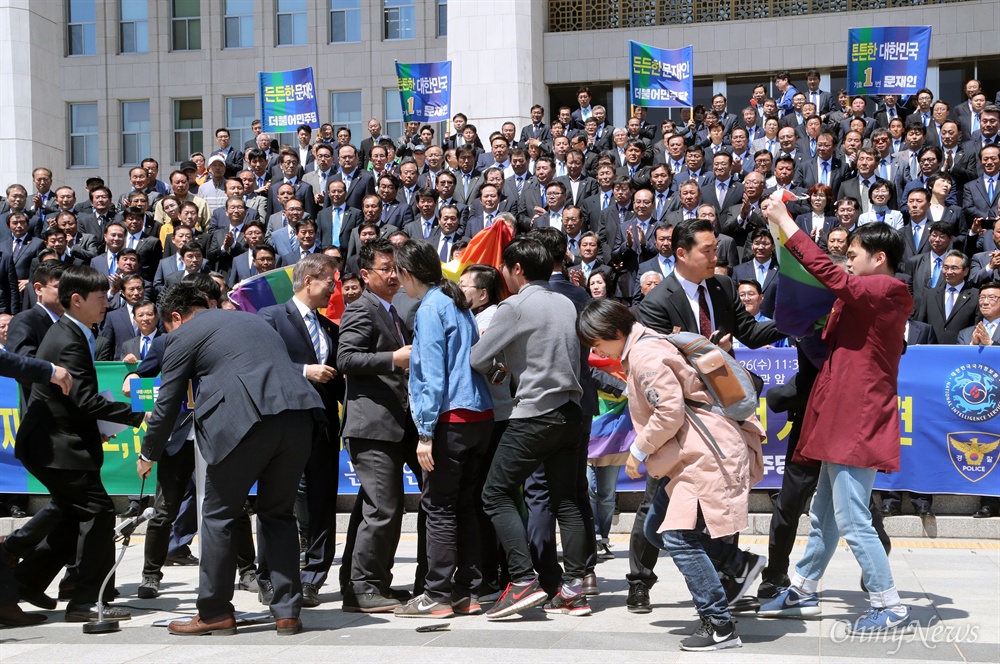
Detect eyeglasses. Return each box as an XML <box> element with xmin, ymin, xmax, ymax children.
<box><xmin>368</xmin><ymin>266</ymin><xmax>396</xmax><ymax>275</ymax></box>
<box><xmin>940</xmin><ymin>266</ymin><xmax>965</xmax><ymax>272</ymax></box>
<box><xmin>980</xmin><ymin>295</ymin><xmax>1000</xmax><ymax>303</ymax></box>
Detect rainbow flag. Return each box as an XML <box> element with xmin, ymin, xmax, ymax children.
<box><xmin>229</xmin><ymin>266</ymin><xmax>346</xmax><ymax>324</ymax></box>
<box><xmin>587</xmin><ymin>353</ymin><xmax>634</xmax><ymax>461</ymax></box>
<box><xmin>768</xmin><ymin>193</ymin><xmax>836</xmax><ymax>340</ymax></box>
<box><xmin>441</xmin><ymin>220</ymin><xmax>514</xmax><ymax>283</ymax></box>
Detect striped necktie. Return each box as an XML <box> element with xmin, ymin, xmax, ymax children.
<box><xmin>305</xmin><ymin>311</ymin><xmax>322</xmax><ymax>360</ymax></box>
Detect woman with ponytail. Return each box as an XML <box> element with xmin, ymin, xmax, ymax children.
<box><xmin>392</xmin><ymin>239</ymin><xmax>495</xmax><ymax>618</ymax></box>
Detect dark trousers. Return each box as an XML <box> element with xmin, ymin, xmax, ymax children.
<box><xmin>524</xmin><ymin>423</ymin><xmax>598</xmax><ymax>594</ymax></box>
<box><xmin>476</xmin><ymin>420</ymin><xmax>510</xmax><ymax>589</ymax></box>
<box><xmin>880</xmin><ymin>491</ymin><xmax>933</xmax><ymax>512</ymax></box>
<box><xmin>421</xmin><ymin>419</ymin><xmax>493</xmax><ymax>603</ymax></box>
<box><xmin>198</xmin><ymin>411</ymin><xmax>312</xmax><ymax>619</ymax></box>
<box><xmin>12</xmin><ymin>466</ymin><xmax>115</xmax><ymax>608</ymax></box>
<box><xmin>341</xmin><ymin>426</ymin><xmax>425</xmax><ymax>594</ymax></box>
<box><xmin>765</xmin><ymin>432</ymin><xmax>890</xmax><ymax>582</ymax></box>
<box><xmin>167</xmin><ymin>477</ymin><xmax>198</xmax><ymax>556</ymax></box>
<box><xmin>482</xmin><ymin>402</ymin><xmax>587</xmax><ymax>584</ymax></box>
<box><xmin>144</xmin><ymin>440</ymin><xmax>196</xmax><ymax>578</ymax></box>
<box><xmin>627</xmin><ymin>472</ymin><xmax>662</xmax><ymax>588</ymax></box>
<box><xmin>259</xmin><ymin>423</ymin><xmax>339</xmax><ymax>588</ymax></box>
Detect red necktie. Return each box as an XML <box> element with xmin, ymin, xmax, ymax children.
<box><xmin>697</xmin><ymin>285</ymin><xmax>713</xmax><ymax>339</ymax></box>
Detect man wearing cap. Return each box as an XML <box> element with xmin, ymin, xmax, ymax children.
<box><xmin>198</xmin><ymin>155</ymin><xmax>230</xmax><ymax>213</ymax></box>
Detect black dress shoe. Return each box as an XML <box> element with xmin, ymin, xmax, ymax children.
<box><xmin>301</xmin><ymin>583</ymin><xmax>320</xmax><ymax>608</ymax></box>
<box><xmin>9</xmin><ymin>507</ymin><xmax>26</xmax><ymax>519</ymax></box>
<box><xmin>258</xmin><ymin>578</ymin><xmax>274</xmax><ymax>605</ymax></box>
<box><xmin>165</xmin><ymin>553</ymin><xmax>199</xmax><ymax>566</ymax></box>
<box><xmin>64</xmin><ymin>603</ymin><xmax>131</xmax><ymax>622</ymax></box>
<box><xmin>973</xmin><ymin>505</ymin><xmax>998</xmax><ymax>518</ymax></box>
<box><xmin>915</xmin><ymin>505</ymin><xmax>934</xmax><ymax>516</ymax></box>
<box><xmin>119</xmin><ymin>501</ymin><xmax>141</xmax><ymax>519</ymax></box>
<box><xmin>383</xmin><ymin>587</ymin><xmax>411</xmax><ymax>602</ymax></box>
<box><xmin>626</xmin><ymin>582</ymin><xmax>651</xmax><ymax>614</ymax></box>
<box><xmin>0</xmin><ymin>604</ymin><xmax>47</xmax><ymax>626</ymax></box>
<box><xmin>17</xmin><ymin>586</ymin><xmax>57</xmax><ymax>610</ymax></box>
<box><xmin>880</xmin><ymin>504</ymin><xmax>901</xmax><ymax>517</ymax></box>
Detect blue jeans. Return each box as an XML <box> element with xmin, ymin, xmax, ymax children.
<box><xmin>645</xmin><ymin>477</ymin><xmax>742</xmax><ymax>624</ymax></box>
<box><xmin>794</xmin><ymin>462</ymin><xmax>895</xmax><ymax>600</ymax></box>
<box><xmin>587</xmin><ymin>465</ymin><xmax>620</xmax><ymax>539</ymax></box>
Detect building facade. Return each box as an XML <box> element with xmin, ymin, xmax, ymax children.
<box><xmin>1</xmin><ymin>0</ymin><xmax>997</xmax><ymax>196</ymax></box>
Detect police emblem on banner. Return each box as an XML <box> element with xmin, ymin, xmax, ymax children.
<box><xmin>947</xmin><ymin>432</ymin><xmax>1000</xmax><ymax>482</ymax></box>
<box><xmin>944</xmin><ymin>364</ymin><xmax>1000</xmax><ymax>423</ymax></box>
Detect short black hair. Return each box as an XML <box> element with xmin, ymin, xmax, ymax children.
<box><xmin>181</xmin><ymin>241</ymin><xmax>203</xmax><ymax>257</ymax></box>
<box><xmin>671</xmin><ymin>218</ymin><xmax>715</xmax><ymax>257</ymax></box>
<box><xmin>57</xmin><ymin>265</ymin><xmax>108</xmax><ymax>310</ymax></box>
<box><xmin>158</xmin><ymin>283</ymin><xmax>210</xmax><ymax>320</ymax></box>
<box><xmin>737</xmin><ymin>279</ymin><xmax>762</xmax><ymax>295</ymax></box>
<box><xmin>529</xmin><ymin>227</ymin><xmax>567</xmax><ymax>265</ymax></box>
<box><xmin>30</xmin><ymin>260</ymin><xmax>66</xmax><ymax>286</ymax></box>
<box><xmin>180</xmin><ymin>273</ymin><xmax>221</xmax><ymax>304</ymax></box>
<box><xmin>577</xmin><ymin>298</ymin><xmax>636</xmax><ymax>347</ymax></box>
<box><xmin>358</xmin><ymin>237</ymin><xmax>394</xmax><ymax>272</ymax></box>
<box><xmin>847</xmin><ymin>223</ymin><xmax>905</xmax><ymax>273</ymax></box>
<box><xmin>501</xmin><ymin>237</ymin><xmax>552</xmax><ymax>282</ymax></box>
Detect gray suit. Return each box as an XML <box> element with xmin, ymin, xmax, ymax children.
<box><xmin>957</xmin><ymin>321</ymin><xmax>1000</xmax><ymax>345</ymax></box>
<box><xmin>337</xmin><ymin>290</ymin><xmax>413</xmax><ymax>596</ymax></box>
<box><xmin>142</xmin><ymin>308</ymin><xmax>325</xmax><ymax>621</ymax></box>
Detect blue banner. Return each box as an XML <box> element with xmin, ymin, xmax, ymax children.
<box><xmin>258</xmin><ymin>67</ymin><xmax>320</xmax><ymax>133</ymax></box>
<box><xmin>629</xmin><ymin>41</ymin><xmax>693</xmax><ymax>108</ymax></box>
<box><xmin>848</xmin><ymin>26</ymin><xmax>931</xmax><ymax>96</ymax></box>
<box><xmin>395</xmin><ymin>61</ymin><xmax>452</xmax><ymax>122</ymax></box>
<box><xmin>3</xmin><ymin>347</ymin><xmax>996</xmax><ymax>495</ymax></box>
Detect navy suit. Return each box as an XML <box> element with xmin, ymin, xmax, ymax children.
<box><xmin>258</xmin><ymin>300</ymin><xmax>341</xmax><ymax>589</ymax></box>
<box><xmin>99</xmin><ymin>304</ymin><xmax>138</xmax><ymax>359</ymax></box>
<box><xmin>333</xmin><ymin>170</ymin><xmax>376</xmax><ymax>211</ymax></box>
<box><xmin>732</xmin><ymin>259</ymin><xmax>780</xmax><ymax>318</ymax></box>
<box><xmin>2</xmin><ymin>236</ymin><xmax>43</xmax><ymax>281</ymax></box>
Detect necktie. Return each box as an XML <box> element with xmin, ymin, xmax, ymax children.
<box><xmin>109</xmin><ymin>254</ymin><xmax>118</xmax><ymax>274</ymax></box>
<box><xmin>656</xmin><ymin>193</ymin><xmax>665</xmax><ymax>219</ymax></box>
<box><xmin>568</xmin><ymin>237</ymin><xmax>577</xmax><ymax>253</ymax></box>
<box><xmin>301</xmin><ymin>248</ymin><xmax>309</xmax><ymax>259</ymax></box>
<box><xmin>629</xmin><ymin>166</ymin><xmax>636</xmax><ymax>178</ymax></box>
<box><xmin>382</xmin><ymin>202</ymin><xmax>390</xmax><ymax>220</ymax></box>
<box><xmin>619</xmin><ymin>206</ymin><xmax>627</xmax><ymax>224</ymax></box>
<box><xmin>717</xmin><ymin>181</ymin><xmax>727</xmax><ymax>202</ymax></box>
<box><xmin>516</xmin><ymin>176</ymin><xmax>524</xmax><ymax>195</ymax></box>
<box><xmin>931</xmin><ymin>256</ymin><xmax>942</xmax><ymax>288</ymax></box>
<box><xmin>305</xmin><ymin>312</ymin><xmax>322</xmax><ymax>360</ymax></box>
<box><xmin>423</xmin><ymin>220</ymin><xmax>432</xmax><ymax>238</ymax></box>
<box><xmin>820</xmin><ymin>161</ymin><xmax>829</xmax><ymax>186</ymax></box>
<box><xmin>257</xmin><ymin>176</ymin><xmax>264</xmax><ymax>188</ymax></box>
<box><xmin>12</xmin><ymin>238</ymin><xmax>21</xmax><ymax>259</ymax></box>
<box><xmin>140</xmin><ymin>335</ymin><xmax>150</xmax><ymax>360</ymax></box>
<box><xmin>388</xmin><ymin>304</ymin><xmax>405</xmax><ymax>344</ymax></box>
<box><xmin>811</xmin><ymin>92</ymin><xmax>819</xmax><ymax>107</ymax></box>
<box><xmin>87</xmin><ymin>333</ymin><xmax>96</xmax><ymax>361</ymax></box>
<box><xmin>879</xmin><ymin>159</ymin><xmax>889</xmax><ymax>179</ymax></box>
<box><xmin>550</xmin><ymin>212</ymin><xmax>561</xmax><ymax>229</ymax></box>
<box><xmin>602</xmin><ymin>192</ymin><xmax>610</xmax><ymax>209</ymax></box>
<box><xmin>860</xmin><ymin>179</ymin><xmax>870</xmax><ymax>211</ymax></box>
<box><xmin>988</xmin><ymin>177</ymin><xmax>996</xmax><ymax>202</ymax></box>
<box><xmin>661</xmin><ymin>257</ymin><xmax>672</xmax><ymax>276</ymax></box>
<box><xmin>558</xmin><ymin>162</ymin><xmax>566</xmax><ymax>177</ymax></box>
<box><xmin>810</xmin><ymin>138</ymin><xmax>816</xmax><ymax>156</ymax></box>
<box><xmin>913</xmin><ymin>223</ymin><xmax>923</xmax><ymax>247</ymax></box>
<box><xmin>757</xmin><ymin>262</ymin><xmax>767</xmax><ymax>286</ymax></box>
<box><xmin>922</xmin><ymin>113</ymin><xmax>929</xmax><ymax>127</ymax></box>
<box><xmin>439</xmin><ymin>235</ymin><xmax>452</xmax><ymax>261</ymax></box>
<box><xmin>128</xmin><ymin>235</ymin><xmax>136</xmax><ymax>249</ymax></box>
<box><xmin>540</xmin><ymin>186</ymin><xmax>547</xmax><ymax>207</ymax></box>
<box><xmin>972</xmin><ymin>114</ymin><xmax>980</xmax><ymax>133</ymax></box>
<box><xmin>697</xmin><ymin>285</ymin><xmax>713</xmax><ymax>339</ymax></box>
<box><xmin>485</xmin><ymin>212</ymin><xmax>494</xmax><ymax>228</ymax></box>
<box><xmin>945</xmin><ymin>287</ymin><xmax>958</xmax><ymax>318</ymax></box>
<box><xmin>332</xmin><ymin>208</ymin><xmax>342</xmax><ymax>245</ymax></box>
<box><xmin>767</xmin><ymin>139</ymin><xmax>774</xmax><ymax>155</ymax></box>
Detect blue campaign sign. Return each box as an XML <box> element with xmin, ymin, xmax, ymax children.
<box><xmin>848</xmin><ymin>26</ymin><xmax>931</xmax><ymax>96</ymax></box>
<box><xmin>395</xmin><ymin>61</ymin><xmax>452</xmax><ymax>122</ymax></box>
<box><xmin>258</xmin><ymin>67</ymin><xmax>320</xmax><ymax>133</ymax></box>
<box><xmin>629</xmin><ymin>41</ymin><xmax>694</xmax><ymax>108</ymax></box>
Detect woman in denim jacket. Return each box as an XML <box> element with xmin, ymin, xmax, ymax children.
<box><xmin>392</xmin><ymin>239</ymin><xmax>494</xmax><ymax>618</ymax></box>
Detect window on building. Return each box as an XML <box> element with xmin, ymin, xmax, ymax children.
<box><xmin>226</xmin><ymin>96</ymin><xmax>256</xmax><ymax>150</ymax></box>
<box><xmin>437</xmin><ymin>0</ymin><xmax>447</xmax><ymax>38</ymax></box>
<box><xmin>119</xmin><ymin>0</ymin><xmax>148</xmax><ymax>53</ymax></box>
<box><xmin>171</xmin><ymin>0</ymin><xmax>201</xmax><ymax>51</ymax></box>
<box><xmin>67</xmin><ymin>0</ymin><xmax>96</xmax><ymax>56</ymax></box>
<box><xmin>330</xmin><ymin>0</ymin><xmax>361</xmax><ymax>43</ymax></box>
<box><xmin>69</xmin><ymin>103</ymin><xmax>98</xmax><ymax>167</ymax></box>
<box><xmin>383</xmin><ymin>0</ymin><xmax>415</xmax><ymax>40</ymax></box>
<box><xmin>121</xmin><ymin>101</ymin><xmax>151</xmax><ymax>165</ymax></box>
<box><xmin>384</xmin><ymin>89</ymin><xmax>405</xmax><ymax>143</ymax></box>
<box><xmin>224</xmin><ymin>0</ymin><xmax>254</xmax><ymax>49</ymax></box>
<box><xmin>277</xmin><ymin>0</ymin><xmax>307</xmax><ymax>46</ymax></box>
<box><xmin>331</xmin><ymin>91</ymin><xmax>362</xmax><ymax>148</ymax></box>
<box><xmin>173</xmin><ymin>99</ymin><xmax>203</xmax><ymax>163</ymax></box>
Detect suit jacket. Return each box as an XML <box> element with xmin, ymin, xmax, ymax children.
<box><xmin>838</xmin><ymin>175</ymin><xmax>899</xmax><ymax>213</ymax></box>
<box><xmin>6</xmin><ymin>303</ymin><xmax>57</xmax><ymax>402</ymax></box>
<box><xmin>555</xmin><ymin>175</ymin><xmax>599</xmax><ymax>207</ymax></box>
<box><xmin>152</xmin><ymin>254</ymin><xmax>184</xmax><ymax>298</ymax></box>
<box><xmin>337</xmin><ymin>290</ymin><xmax>410</xmax><ymax>442</ymax></box>
<box><xmin>962</xmin><ymin>177</ymin><xmax>1000</xmax><ymax>228</ymax></box>
<box><xmin>900</xmin><ymin>219</ymin><xmax>932</xmax><ymax>262</ymax></box>
<box><xmin>719</xmin><ymin>202</ymin><xmax>767</xmax><ymax>258</ymax></box>
<box><xmin>0</xmin><ymin>252</ymin><xmax>19</xmax><ymax>315</ymax></box>
<box><xmin>874</xmin><ymin>107</ymin><xmax>909</xmax><ymax>129</ymax></box>
<box><xmin>956</xmin><ymin>321</ymin><xmax>1000</xmax><ymax>345</ymax></box>
<box><xmin>970</xmin><ymin>250</ymin><xmax>1000</xmax><ymax>287</ymax></box>
<box><xmin>76</xmin><ymin>210</ymin><xmax>117</xmax><ymax>238</ymax></box>
<box><xmin>100</xmin><ymin>304</ymin><xmax>138</xmax><ymax>359</ymax></box>
<box><xmin>208</xmin><ymin>205</ymin><xmax>260</xmax><ymax>234</ymax></box>
<box><xmin>915</xmin><ymin>282</ymin><xmax>980</xmax><ymax>345</ymax></box>
<box><xmin>333</xmin><ymin>169</ymin><xmax>376</xmax><ymax>211</ymax></box>
<box><xmin>838</xmin><ymin>115</ymin><xmax>877</xmax><ymax>139</ymax></box>
<box><xmin>315</xmin><ymin>205</ymin><xmax>362</xmax><ymax>254</ymax></box>
<box><xmin>211</xmin><ymin>146</ymin><xmax>244</xmax><ymax>179</ymax></box>
<box><xmin>142</xmin><ymin>309</ymin><xmax>324</xmax><ymax>464</ymax></box>
<box><xmin>302</xmin><ymin>169</ymin><xmax>336</xmax><ymax>209</ymax></box>
<box><xmin>15</xmin><ymin>317</ymin><xmax>143</xmax><ymax>470</ymax></box>
<box><xmin>453</xmin><ymin>170</ymin><xmax>484</xmax><ymax>205</ymax></box>
<box><xmin>118</xmin><ymin>331</ymin><xmax>155</xmax><ymax>362</ymax></box>
<box><xmin>344</xmin><ymin>221</ymin><xmax>398</xmax><ymax>259</ymax></box>
<box><xmin>227</xmin><ymin>250</ymin><xmax>260</xmax><ymax>287</ymax></box>
<box><xmin>519</xmin><ymin>123</ymin><xmax>552</xmax><ymax>147</ymax></box>
<box><xmin>2</xmin><ymin>236</ymin><xmax>43</xmax><ymax>281</ymax></box>
<box><xmin>732</xmin><ymin>259</ymin><xmax>780</xmax><ymax>317</ymax></box>
<box><xmin>0</xmin><ymin>344</ymin><xmax>54</xmax><ymax>386</ymax></box>
<box><xmin>905</xmin><ymin>320</ymin><xmax>938</xmax><ymax>345</ymax></box>
<box><xmin>793</xmin><ymin>156</ymin><xmax>847</xmax><ymax>193</ymax></box>
<box><xmin>206</xmin><ymin>227</ymin><xmax>250</xmax><ymax>276</ymax></box>
<box><xmin>516</xmin><ymin>178</ymin><xmax>550</xmax><ymax>227</ymax></box>
<box><xmin>637</xmin><ymin>272</ymin><xmax>783</xmax><ymax>348</ymax></box>
<box><xmin>280</xmin><ymin>246</ymin><xmax>321</xmax><ymax>267</ymax></box>
<box><xmin>258</xmin><ymin>300</ymin><xmax>341</xmax><ymax>433</ymax></box>
<box><xmin>266</xmin><ymin>179</ymin><xmax>317</xmax><ymax>219</ymax></box>
<box><xmin>379</xmin><ymin>200</ymin><xmax>414</xmax><ymax>231</ymax></box>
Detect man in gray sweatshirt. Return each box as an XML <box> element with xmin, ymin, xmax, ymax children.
<box><xmin>470</xmin><ymin>236</ymin><xmax>590</xmax><ymax>620</ymax></box>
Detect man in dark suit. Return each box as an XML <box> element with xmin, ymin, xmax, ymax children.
<box><xmin>970</xmin><ymin>225</ymin><xmax>1000</xmax><ymax>285</ymax></box>
<box><xmin>519</xmin><ymin>105</ymin><xmax>552</xmax><ymax>147</ymax></box>
<box><xmin>212</xmin><ymin>127</ymin><xmax>244</xmax><ymax>178</ymax></box>
<box><xmin>962</xmin><ymin>145</ymin><xmax>1000</xmax><ymax>230</ymax></box>
<box><xmin>337</xmin><ymin>238</ymin><xmax>414</xmax><ymax>613</ymax></box>
<box><xmin>793</xmin><ymin>133</ymin><xmax>846</xmax><ymax>193</ymax></box>
<box><xmin>152</xmin><ymin>226</ymin><xmax>196</xmax><ymax>299</ymax></box>
<box><xmin>120</xmin><ymin>206</ymin><xmax>163</xmax><ymax>283</ymax></box>
<box><xmin>700</xmin><ymin>152</ymin><xmax>745</xmax><ymax>214</ymax></box>
<box><xmin>140</xmin><ymin>284</ymin><xmax>325</xmax><ymax>636</ymax></box>
<box><xmin>905</xmin><ymin>319</ymin><xmax>938</xmax><ymax>345</ymax></box>
<box><xmin>10</xmin><ymin>266</ymin><xmax>144</xmax><ymax>622</ymax></box>
<box><xmin>257</xmin><ymin>254</ymin><xmax>341</xmax><ymax>608</ymax></box>
<box><xmin>626</xmin><ymin>218</ymin><xmax>785</xmax><ymax>613</ymax></box>
<box><xmin>334</xmin><ymin>144</ymin><xmax>376</xmax><ymax>211</ymax></box>
<box><xmin>267</xmin><ymin>151</ymin><xmax>317</xmax><ymax>220</ymax></box>
<box><xmin>279</xmin><ymin>218</ymin><xmax>322</xmax><ymax>267</ymax></box>
<box><xmin>556</xmin><ymin>149</ymin><xmax>599</xmax><ymax>207</ymax></box>
<box><xmin>956</xmin><ymin>281</ymin><xmax>1000</xmax><ymax>346</ymax></box>
<box><xmin>359</xmin><ymin>119</ymin><xmax>384</xmax><ymax>168</ymax></box>
<box><xmin>902</xmin><ymin>188</ymin><xmax>934</xmax><ymax>262</ymax></box>
<box><xmin>904</xmin><ymin>221</ymin><xmax>955</xmax><ymax>313</ymax></box>
<box><xmin>7</xmin><ymin>261</ymin><xmax>64</xmax><ymax>403</ymax></box>
<box><xmin>99</xmin><ymin>273</ymin><xmax>144</xmax><ymax>357</ymax></box>
<box><xmin>316</xmin><ymin>180</ymin><xmax>362</xmax><ymax>252</ymax></box>
<box><xmin>915</xmin><ymin>250</ymin><xmax>979</xmax><ymax>344</ymax></box>
<box><xmin>2</xmin><ymin>212</ymin><xmax>43</xmax><ymax>285</ymax></box>
<box><xmin>874</xmin><ymin>94</ymin><xmax>909</xmax><ymax>129</ymax></box>
<box><xmin>732</xmin><ymin>228</ymin><xmax>780</xmax><ymax>317</ymax></box>
<box><xmin>375</xmin><ymin>173</ymin><xmax>414</xmax><ymax>231</ymax></box>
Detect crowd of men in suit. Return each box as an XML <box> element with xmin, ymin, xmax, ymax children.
<box><xmin>0</xmin><ymin>70</ymin><xmax>998</xmax><ymax>630</ymax></box>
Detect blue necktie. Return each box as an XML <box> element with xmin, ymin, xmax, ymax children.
<box><xmin>87</xmin><ymin>333</ymin><xmax>96</xmax><ymax>361</ymax></box>
<box><xmin>140</xmin><ymin>336</ymin><xmax>150</xmax><ymax>360</ymax></box>
<box><xmin>820</xmin><ymin>162</ymin><xmax>829</xmax><ymax>186</ymax></box>
<box><xmin>757</xmin><ymin>263</ymin><xmax>767</xmax><ymax>286</ymax></box>
<box><xmin>931</xmin><ymin>257</ymin><xmax>942</xmax><ymax>288</ymax></box>
<box><xmin>810</xmin><ymin>139</ymin><xmax>816</xmax><ymax>156</ymax></box>
<box><xmin>879</xmin><ymin>159</ymin><xmax>889</xmax><ymax>180</ymax></box>
<box><xmin>988</xmin><ymin>177</ymin><xmax>996</xmax><ymax>202</ymax></box>
<box><xmin>109</xmin><ymin>254</ymin><xmax>118</xmax><ymax>275</ymax></box>
<box><xmin>332</xmin><ymin>208</ymin><xmax>342</xmax><ymax>246</ymax></box>
<box><xmin>540</xmin><ymin>186</ymin><xmax>547</xmax><ymax>207</ymax></box>
<box><xmin>602</xmin><ymin>192</ymin><xmax>610</xmax><ymax>209</ymax></box>
<box><xmin>305</xmin><ymin>312</ymin><xmax>322</xmax><ymax>360</ymax></box>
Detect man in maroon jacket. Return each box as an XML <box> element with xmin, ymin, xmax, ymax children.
<box><xmin>758</xmin><ymin>195</ymin><xmax>916</xmax><ymax>636</ymax></box>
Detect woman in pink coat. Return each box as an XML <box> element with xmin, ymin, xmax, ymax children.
<box><xmin>577</xmin><ymin>298</ymin><xmax>765</xmax><ymax>653</ymax></box>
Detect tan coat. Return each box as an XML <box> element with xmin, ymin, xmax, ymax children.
<box><xmin>622</xmin><ymin>324</ymin><xmax>765</xmax><ymax>539</ymax></box>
